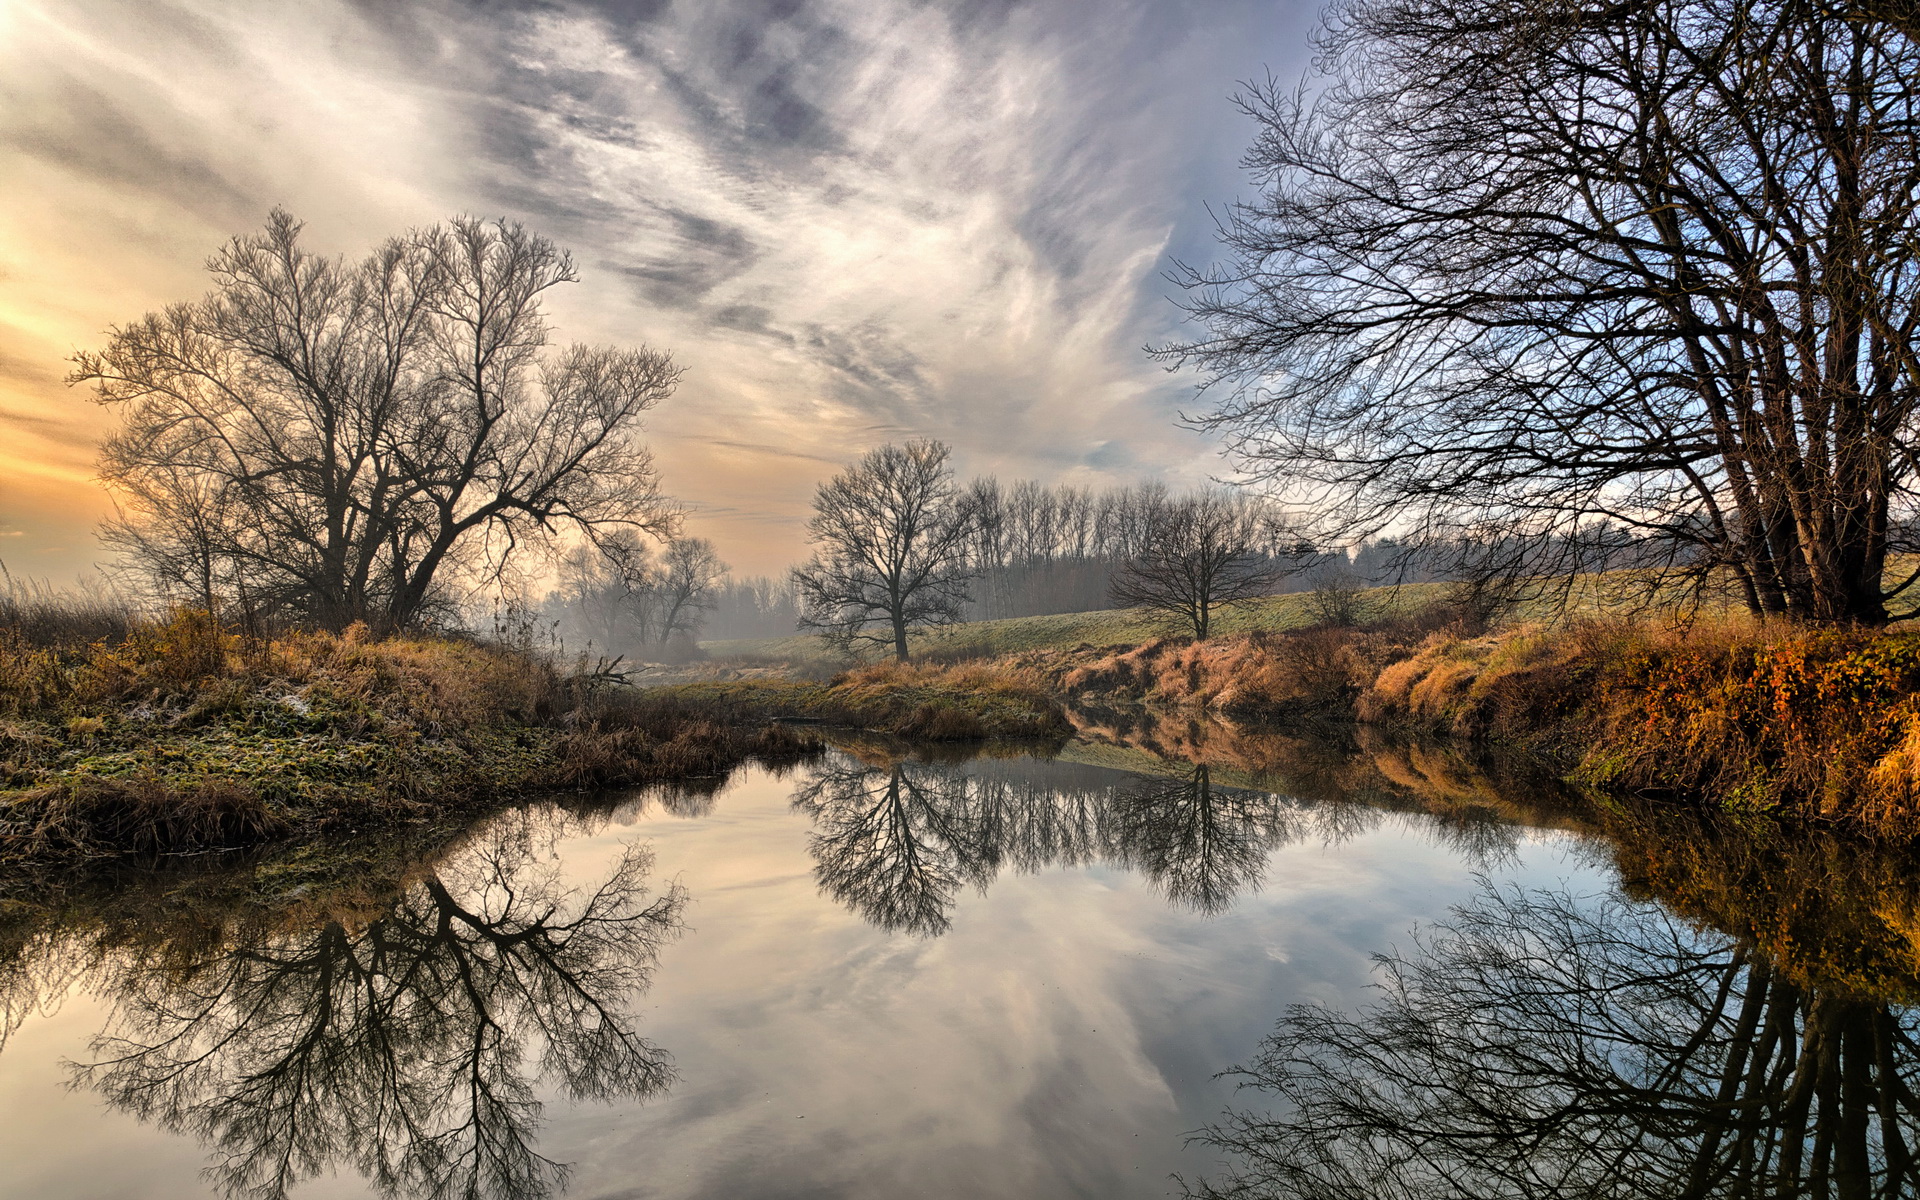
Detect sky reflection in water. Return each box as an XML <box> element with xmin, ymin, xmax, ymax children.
<box><xmin>0</xmin><ymin>739</ymin><xmax>1781</xmax><ymax>1199</ymax></box>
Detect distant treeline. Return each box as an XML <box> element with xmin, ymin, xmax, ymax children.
<box><xmin>703</xmin><ymin>480</ymin><xmax>1436</xmax><ymax>641</ymax></box>
<box><xmin>705</xmin><ymin>575</ymin><xmax>806</xmax><ymax>641</ymax></box>
<box><xmin>560</xmin><ymin>475</ymin><xmax>1678</xmax><ymax>652</ymax></box>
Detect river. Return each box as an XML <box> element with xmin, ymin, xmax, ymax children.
<box><xmin>0</xmin><ymin>722</ymin><xmax>1912</xmax><ymax>1199</ymax></box>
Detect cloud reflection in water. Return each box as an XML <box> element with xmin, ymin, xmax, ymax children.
<box><xmin>69</xmin><ymin>824</ymin><xmax>683</xmax><ymax>1200</ymax></box>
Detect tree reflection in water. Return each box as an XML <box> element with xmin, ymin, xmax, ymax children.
<box><xmin>1111</xmin><ymin>764</ymin><xmax>1288</xmax><ymax>915</ymax></box>
<box><xmin>792</xmin><ymin>754</ymin><xmax>1392</xmax><ymax>933</ymax></box>
<box><xmin>1191</xmin><ymin>883</ymin><xmax>1920</xmax><ymax>1200</ymax></box>
<box><xmin>70</xmin><ymin>827</ymin><xmax>684</xmax><ymax>1200</ymax></box>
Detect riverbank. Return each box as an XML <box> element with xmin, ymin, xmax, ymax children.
<box><xmin>1062</xmin><ymin>708</ymin><xmax>1920</xmax><ymax>1001</ymax></box>
<box><xmin>719</xmin><ymin>611</ymin><xmax>1920</xmax><ymax>840</ymax></box>
<box><xmin>0</xmin><ymin>611</ymin><xmax>819</xmax><ymax>867</ymax></box>
<box><xmin>14</xmin><ymin>600</ymin><xmax>1919</xmax><ymax>867</ymax></box>
<box><xmin>647</xmin><ymin>659</ymin><xmax>1071</xmax><ymax>741</ymax></box>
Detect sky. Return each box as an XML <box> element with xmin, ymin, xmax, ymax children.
<box><xmin>0</xmin><ymin>0</ymin><xmax>1321</xmax><ymax>581</ymax></box>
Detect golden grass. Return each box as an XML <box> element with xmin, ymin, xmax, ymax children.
<box><xmin>0</xmin><ymin>610</ymin><xmax>824</xmax><ymax>867</ymax></box>
<box><xmin>1348</xmin><ymin>613</ymin><xmax>1920</xmax><ymax>835</ymax></box>
<box><xmin>646</xmin><ymin>658</ymin><xmax>1071</xmax><ymax>741</ymax></box>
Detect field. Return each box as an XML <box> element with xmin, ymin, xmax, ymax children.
<box><xmin>701</xmin><ymin>583</ymin><xmax>1452</xmax><ymax>669</ymax></box>
<box><xmin>697</xmin><ymin>569</ymin><xmax>1720</xmax><ymax>670</ymax></box>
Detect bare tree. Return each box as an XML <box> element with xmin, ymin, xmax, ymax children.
<box><xmin>548</xmin><ymin>533</ymin><xmax>723</xmax><ymax>660</ymax></box>
<box><xmin>1110</xmin><ymin>492</ymin><xmax>1280</xmax><ymax>638</ymax></box>
<box><xmin>653</xmin><ymin>536</ymin><xmax>725</xmax><ymax>650</ymax></box>
<box><xmin>1163</xmin><ymin>1</ymin><xmax>1920</xmax><ymax>624</ymax></box>
<box><xmin>73</xmin><ymin>210</ymin><xmax>681</xmax><ymax>631</ymax></box>
<box><xmin>792</xmin><ymin>440</ymin><xmax>980</xmax><ymax>661</ymax></box>
<box><xmin>1304</xmin><ymin>560</ymin><xmax>1369</xmax><ymax>628</ymax></box>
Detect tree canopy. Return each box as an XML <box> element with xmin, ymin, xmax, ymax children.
<box><xmin>1164</xmin><ymin>0</ymin><xmax>1920</xmax><ymax>623</ymax></box>
<box><xmin>74</xmin><ymin>210</ymin><xmax>680</xmax><ymax>631</ymax></box>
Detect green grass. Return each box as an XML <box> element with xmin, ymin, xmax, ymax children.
<box><xmin>701</xmin><ymin>584</ymin><xmax>1451</xmax><ymax>668</ymax></box>
<box><xmin>699</xmin><ymin>561</ymin><xmax>1789</xmax><ymax>672</ymax></box>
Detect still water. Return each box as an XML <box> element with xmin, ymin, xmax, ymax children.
<box><xmin>0</xmin><ymin>728</ymin><xmax>1912</xmax><ymax>1199</ymax></box>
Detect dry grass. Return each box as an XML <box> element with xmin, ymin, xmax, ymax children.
<box><xmin>646</xmin><ymin>657</ymin><xmax>1071</xmax><ymax>741</ymax></box>
<box><xmin>1049</xmin><ymin>623</ymin><xmax>1426</xmax><ymax>719</ymax></box>
<box><xmin>0</xmin><ymin>608</ymin><xmax>823</xmax><ymax>867</ymax></box>
<box><xmin>1351</xmin><ymin>613</ymin><xmax>1920</xmax><ymax>835</ymax></box>
<box><xmin>1355</xmin><ymin>622</ymin><xmax>1593</xmax><ymax>735</ymax></box>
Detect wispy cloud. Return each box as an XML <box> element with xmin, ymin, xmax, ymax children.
<box><xmin>0</xmin><ymin>0</ymin><xmax>1318</xmax><ymax>575</ymax></box>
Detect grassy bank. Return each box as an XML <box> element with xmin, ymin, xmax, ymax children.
<box><xmin>743</xmin><ymin>599</ymin><xmax>1920</xmax><ymax>840</ymax></box>
<box><xmin>0</xmin><ymin>610</ymin><xmax>817</xmax><ymax>867</ymax></box>
<box><xmin>1364</xmin><ymin>618</ymin><xmax>1920</xmax><ymax>833</ymax></box>
<box><xmin>1054</xmin><ymin>615</ymin><xmax>1920</xmax><ymax>838</ymax></box>
<box><xmin>699</xmin><ymin>584</ymin><xmax>1452</xmax><ymax>670</ymax></box>
<box><xmin>643</xmin><ymin>659</ymin><xmax>1071</xmax><ymax>741</ymax></box>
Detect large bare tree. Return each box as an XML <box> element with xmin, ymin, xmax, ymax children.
<box><xmin>1163</xmin><ymin>0</ymin><xmax>1920</xmax><ymax>623</ymax></box>
<box><xmin>1110</xmin><ymin>492</ymin><xmax>1280</xmax><ymax>638</ymax></box>
<box><xmin>792</xmin><ymin>440</ymin><xmax>979</xmax><ymax>661</ymax></box>
<box><xmin>73</xmin><ymin>210</ymin><xmax>681</xmax><ymax>631</ymax></box>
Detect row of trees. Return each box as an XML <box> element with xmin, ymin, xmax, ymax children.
<box><xmin>791</xmin><ymin>441</ymin><xmax>1293</xmax><ymax>657</ymax></box>
<box><xmin>960</xmin><ymin>477</ymin><xmax>1310</xmax><ymax>620</ymax></box>
<box><xmin>703</xmin><ymin>575</ymin><xmax>805</xmax><ymax>641</ymax></box>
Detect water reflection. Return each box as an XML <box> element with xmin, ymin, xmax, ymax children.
<box><xmin>1192</xmin><ymin>882</ymin><xmax>1920</xmax><ymax>1200</ymax></box>
<box><xmin>793</xmin><ymin>750</ymin><xmax>1412</xmax><ymax>933</ymax></box>
<box><xmin>51</xmin><ymin>821</ymin><xmax>682</xmax><ymax>1200</ymax></box>
<box><xmin>8</xmin><ymin>724</ymin><xmax>1920</xmax><ymax>1200</ymax></box>
<box><xmin>1110</xmin><ymin>764</ymin><xmax>1288</xmax><ymax>915</ymax></box>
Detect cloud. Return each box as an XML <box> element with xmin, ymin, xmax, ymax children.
<box><xmin>0</xmin><ymin>0</ymin><xmax>1321</xmax><ymax>576</ymax></box>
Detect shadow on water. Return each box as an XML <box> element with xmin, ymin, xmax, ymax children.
<box><xmin>6</xmin><ymin>712</ymin><xmax>1920</xmax><ymax>1198</ymax></box>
